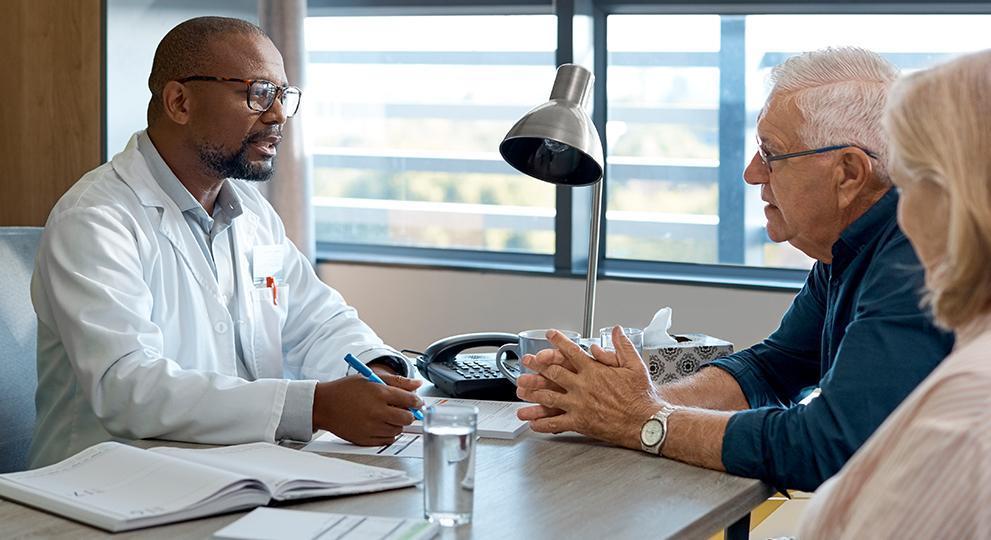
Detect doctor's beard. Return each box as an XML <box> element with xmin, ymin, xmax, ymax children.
<box><xmin>197</xmin><ymin>130</ymin><xmax>279</xmax><ymax>181</ymax></box>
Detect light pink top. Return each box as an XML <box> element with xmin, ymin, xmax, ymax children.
<box><xmin>798</xmin><ymin>314</ymin><xmax>991</xmax><ymax>539</ymax></box>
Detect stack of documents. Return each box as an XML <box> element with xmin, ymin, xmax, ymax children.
<box><xmin>0</xmin><ymin>442</ymin><xmax>416</xmax><ymax>532</ymax></box>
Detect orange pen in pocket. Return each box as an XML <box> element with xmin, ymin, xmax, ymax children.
<box><xmin>265</xmin><ymin>276</ymin><xmax>278</xmax><ymax>305</ymax></box>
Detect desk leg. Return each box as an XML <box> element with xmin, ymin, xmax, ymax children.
<box><xmin>725</xmin><ymin>513</ymin><xmax>750</xmax><ymax>540</ymax></box>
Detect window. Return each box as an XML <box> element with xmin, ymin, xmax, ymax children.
<box><xmin>604</xmin><ymin>13</ymin><xmax>991</xmax><ymax>270</ymax></box>
<box><xmin>305</xmin><ymin>15</ymin><xmax>558</xmax><ymax>254</ymax></box>
<box><xmin>605</xmin><ymin>15</ymin><xmax>724</xmax><ymax>266</ymax></box>
<box><xmin>107</xmin><ymin>2</ymin><xmax>991</xmax><ymax>286</ymax></box>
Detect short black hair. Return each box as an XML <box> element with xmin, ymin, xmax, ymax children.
<box><xmin>147</xmin><ymin>16</ymin><xmax>268</xmax><ymax>123</ymax></box>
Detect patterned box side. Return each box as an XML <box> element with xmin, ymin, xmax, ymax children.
<box><xmin>645</xmin><ymin>334</ymin><xmax>734</xmax><ymax>385</ymax></box>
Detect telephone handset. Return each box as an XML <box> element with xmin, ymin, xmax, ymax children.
<box><xmin>416</xmin><ymin>332</ymin><xmax>520</xmax><ymax>400</ymax></box>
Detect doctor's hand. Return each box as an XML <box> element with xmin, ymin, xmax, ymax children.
<box><xmin>516</xmin><ymin>327</ymin><xmax>663</xmax><ymax>451</ymax></box>
<box><xmin>312</xmin><ymin>375</ymin><xmax>424</xmax><ymax>446</ymax></box>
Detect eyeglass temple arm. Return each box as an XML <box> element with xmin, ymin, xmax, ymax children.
<box><xmin>767</xmin><ymin>145</ymin><xmax>877</xmax><ymax>162</ymax></box>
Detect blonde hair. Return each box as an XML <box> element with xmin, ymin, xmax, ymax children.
<box><xmin>770</xmin><ymin>47</ymin><xmax>899</xmax><ymax>183</ymax></box>
<box><xmin>884</xmin><ymin>49</ymin><xmax>991</xmax><ymax>329</ymax></box>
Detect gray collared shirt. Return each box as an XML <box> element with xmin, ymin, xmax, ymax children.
<box><xmin>137</xmin><ymin>131</ymin><xmax>313</xmax><ymax>441</ymax></box>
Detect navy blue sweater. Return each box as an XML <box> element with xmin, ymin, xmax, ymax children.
<box><xmin>709</xmin><ymin>189</ymin><xmax>954</xmax><ymax>492</ymax></box>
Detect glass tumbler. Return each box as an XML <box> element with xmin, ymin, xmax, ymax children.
<box><xmin>423</xmin><ymin>404</ymin><xmax>478</xmax><ymax>527</ymax></box>
<box><xmin>598</xmin><ymin>326</ymin><xmax>645</xmax><ymax>357</ymax></box>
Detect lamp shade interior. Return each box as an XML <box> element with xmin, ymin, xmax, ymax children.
<box><xmin>499</xmin><ymin>136</ymin><xmax>602</xmax><ymax>186</ymax></box>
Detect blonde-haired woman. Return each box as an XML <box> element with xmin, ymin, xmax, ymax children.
<box><xmin>797</xmin><ymin>49</ymin><xmax>991</xmax><ymax>538</ymax></box>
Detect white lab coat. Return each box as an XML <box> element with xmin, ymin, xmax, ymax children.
<box><xmin>29</xmin><ymin>132</ymin><xmax>408</xmax><ymax>468</ymax></box>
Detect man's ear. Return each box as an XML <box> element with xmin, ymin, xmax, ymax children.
<box><xmin>835</xmin><ymin>148</ymin><xmax>873</xmax><ymax>209</ymax></box>
<box><xmin>160</xmin><ymin>81</ymin><xmax>191</xmax><ymax>125</ymax></box>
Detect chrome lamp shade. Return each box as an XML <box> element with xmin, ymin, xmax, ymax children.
<box><xmin>499</xmin><ymin>64</ymin><xmax>605</xmax><ymax>338</ymax></box>
<box><xmin>499</xmin><ymin>64</ymin><xmax>604</xmax><ymax>186</ymax></box>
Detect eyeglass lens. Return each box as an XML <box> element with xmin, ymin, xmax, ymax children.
<box><xmin>248</xmin><ymin>81</ymin><xmax>301</xmax><ymax>117</ymax></box>
<box><xmin>755</xmin><ymin>138</ymin><xmax>774</xmax><ymax>172</ymax></box>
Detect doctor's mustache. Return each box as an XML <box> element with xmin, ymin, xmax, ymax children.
<box><xmin>245</xmin><ymin>127</ymin><xmax>283</xmax><ymax>145</ymax></box>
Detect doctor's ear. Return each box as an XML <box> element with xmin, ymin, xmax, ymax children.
<box><xmin>160</xmin><ymin>81</ymin><xmax>192</xmax><ymax>125</ymax></box>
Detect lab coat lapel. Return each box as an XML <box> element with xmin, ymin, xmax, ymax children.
<box><xmin>232</xmin><ymin>207</ymin><xmax>267</xmax><ymax>379</ymax></box>
<box><xmin>111</xmin><ymin>133</ymin><xmax>219</xmax><ymax>296</ymax></box>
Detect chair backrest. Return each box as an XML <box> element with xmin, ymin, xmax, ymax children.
<box><xmin>0</xmin><ymin>227</ymin><xmax>43</xmax><ymax>473</ymax></box>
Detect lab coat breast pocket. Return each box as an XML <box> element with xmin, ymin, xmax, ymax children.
<box><xmin>250</xmin><ymin>284</ymin><xmax>289</xmax><ymax>376</ymax></box>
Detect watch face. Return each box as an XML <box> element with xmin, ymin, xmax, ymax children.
<box><xmin>641</xmin><ymin>418</ymin><xmax>665</xmax><ymax>447</ymax></box>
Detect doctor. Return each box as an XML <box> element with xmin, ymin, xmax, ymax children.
<box><xmin>29</xmin><ymin>16</ymin><xmax>422</xmax><ymax>468</ymax></box>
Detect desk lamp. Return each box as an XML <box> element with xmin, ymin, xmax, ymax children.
<box><xmin>499</xmin><ymin>64</ymin><xmax>604</xmax><ymax>338</ymax></box>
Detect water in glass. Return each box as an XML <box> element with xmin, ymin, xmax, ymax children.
<box><xmin>423</xmin><ymin>405</ymin><xmax>477</xmax><ymax>526</ymax></box>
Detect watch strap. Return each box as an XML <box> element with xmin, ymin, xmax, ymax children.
<box><xmin>367</xmin><ymin>355</ymin><xmax>410</xmax><ymax>377</ymax></box>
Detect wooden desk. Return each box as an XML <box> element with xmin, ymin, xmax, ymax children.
<box><xmin>0</xmin><ymin>431</ymin><xmax>771</xmax><ymax>539</ymax></box>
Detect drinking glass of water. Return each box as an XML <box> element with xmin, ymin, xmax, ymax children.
<box><xmin>598</xmin><ymin>326</ymin><xmax>645</xmax><ymax>357</ymax></box>
<box><xmin>424</xmin><ymin>403</ymin><xmax>478</xmax><ymax>527</ymax></box>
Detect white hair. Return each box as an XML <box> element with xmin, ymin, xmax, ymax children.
<box><xmin>768</xmin><ymin>47</ymin><xmax>900</xmax><ymax>183</ymax></box>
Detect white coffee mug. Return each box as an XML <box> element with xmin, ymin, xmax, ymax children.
<box><xmin>495</xmin><ymin>329</ymin><xmax>581</xmax><ymax>385</ymax></box>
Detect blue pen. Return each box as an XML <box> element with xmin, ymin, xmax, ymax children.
<box><xmin>344</xmin><ymin>353</ymin><xmax>424</xmax><ymax>421</ymax></box>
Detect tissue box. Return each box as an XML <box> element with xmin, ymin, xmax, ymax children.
<box><xmin>645</xmin><ymin>334</ymin><xmax>734</xmax><ymax>385</ymax></box>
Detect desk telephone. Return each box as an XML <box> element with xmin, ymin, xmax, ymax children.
<box><xmin>415</xmin><ymin>332</ymin><xmax>520</xmax><ymax>400</ymax></box>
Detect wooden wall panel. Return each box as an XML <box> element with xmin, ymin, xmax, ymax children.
<box><xmin>0</xmin><ymin>0</ymin><xmax>103</xmax><ymax>226</ymax></box>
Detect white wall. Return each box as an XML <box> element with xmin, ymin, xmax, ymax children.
<box><xmin>318</xmin><ymin>263</ymin><xmax>796</xmax><ymax>353</ymax></box>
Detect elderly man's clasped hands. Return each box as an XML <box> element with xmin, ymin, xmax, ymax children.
<box><xmin>516</xmin><ymin>326</ymin><xmax>669</xmax><ymax>450</ymax></box>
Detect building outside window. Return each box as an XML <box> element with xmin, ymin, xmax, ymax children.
<box><xmin>305</xmin><ymin>15</ymin><xmax>558</xmax><ymax>255</ymax></box>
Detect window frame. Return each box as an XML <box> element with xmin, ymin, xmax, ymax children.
<box><xmin>306</xmin><ymin>0</ymin><xmax>991</xmax><ymax>291</ymax></box>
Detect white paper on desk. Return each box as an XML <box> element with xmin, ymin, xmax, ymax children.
<box><xmin>301</xmin><ymin>433</ymin><xmax>424</xmax><ymax>458</ymax></box>
<box><xmin>405</xmin><ymin>397</ymin><xmax>530</xmax><ymax>439</ymax></box>
<box><xmin>213</xmin><ymin>507</ymin><xmax>438</xmax><ymax>540</ymax></box>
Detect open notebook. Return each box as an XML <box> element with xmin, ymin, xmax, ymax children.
<box><xmin>0</xmin><ymin>442</ymin><xmax>417</xmax><ymax>533</ymax></box>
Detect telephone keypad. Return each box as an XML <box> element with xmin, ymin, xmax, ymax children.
<box><xmin>446</xmin><ymin>354</ymin><xmax>503</xmax><ymax>380</ymax></box>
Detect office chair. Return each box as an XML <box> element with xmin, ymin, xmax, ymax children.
<box><xmin>0</xmin><ymin>227</ymin><xmax>43</xmax><ymax>473</ymax></box>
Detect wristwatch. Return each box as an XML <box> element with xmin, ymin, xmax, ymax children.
<box><xmin>366</xmin><ymin>355</ymin><xmax>409</xmax><ymax>377</ymax></box>
<box><xmin>640</xmin><ymin>404</ymin><xmax>678</xmax><ymax>456</ymax></box>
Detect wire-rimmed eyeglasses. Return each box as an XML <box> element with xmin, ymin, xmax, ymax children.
<box><xmin>177</xmin><ymin>75</ymin><xmax>302</xmax><ymax>118</ymax></box>
<box><xmin>756</xmin><ymin>137</ymin><xmax>878</xmax><ymax>173</ymax></box>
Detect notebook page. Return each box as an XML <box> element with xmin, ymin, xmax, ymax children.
<box><xmin>0</xmin><ymin>442</ymin><xmax>262</xmax><ymax>529</ymax></box>
<box><xmin>152</xmin><ymin>443</ymin><xmax>404</xmax><ymax>494</ymax></box>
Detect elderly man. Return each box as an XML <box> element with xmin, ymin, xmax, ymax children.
<box><xmin>29</xmin><ymin>17</ymin><xmax>422</xmax><ymax>468</ymax></box>
<box><xmin>516</xmin><ymin>47</ymin><xmax>954</xmax><ymax>491</ymax></box>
